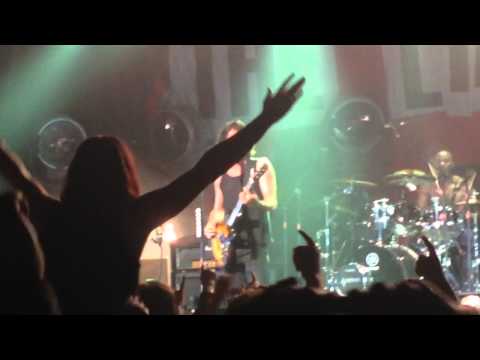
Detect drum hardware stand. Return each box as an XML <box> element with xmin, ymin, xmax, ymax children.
<box><xmin>316</xmin><ymin>196</ymin><xmax>336</xmax><ymax>291</ymax></box>
<box><xmin>457</xmin><ymin>190</ymin><xmax>480</xmax><ymax>294</ymax></box>
<box><xmin>431</xmin><ymin>197</ymin><xmax>441</xmax><ymax>223</ymax></box>
<box><xmin>282</xmin><ymin>206</ymin><xmax>289</xmax><ymax>279</ymax></box>
<box><xmin>323</xmin><ymin>196</ymin><xmax>333</xmax><ymax>271</ymax></box>
<box><xmin>470</xmin><ymin>210</ymin><xmax>479</xmax><ymax>292</ymax></box>
<box><xmin>295</xmin><ymin>188</ymin><xmax>303</xmax><ymax>245</ymax></box>
<box><xmin>372</xmin><ymin>199</ymin><xmax>392</xmax><ymax>244</ymax></box>
<box><xmin>469</xmin><ymin>191</ymin><xmax>480</xmax><ymax>292</ymax></box>
<box><xmin>281</xmin><ymin>187</ymin><xmax>305</xmax><ymax>279</ymax></box>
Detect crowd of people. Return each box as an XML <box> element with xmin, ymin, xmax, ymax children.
<box><xmin>0</xmin><ymin>74</ymin><xmax>478</xmax><ymax>315</ymax></box>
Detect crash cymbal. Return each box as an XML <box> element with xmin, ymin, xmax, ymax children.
<box><xmin>333</xmin><ymin>178</ymin><xmax>378</xmax><ymax>188</ymax></box>
<box><xmin>385</xmin><ymin>169</ymin><xmax>435</xmax><ymax>187</ymax></box>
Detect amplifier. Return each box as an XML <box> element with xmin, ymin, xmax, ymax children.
<box><xmin>139</xmin><ymin>259</ymin><xmax>171</xmax><ymax>286</ymax></box>
<box><xmin>175</xmin><ymin>246</ymin><xmax>217</xmax><ymax>271</ymax></box>
<box><xmin>139</xmin><ymin>232</ymin><xmax>173</xmax><ymax>287</ymax></box>
<box><xmin>174</xmin><ymin>270</ymin><xmax>202</xmax><ymax>314</ymax></box>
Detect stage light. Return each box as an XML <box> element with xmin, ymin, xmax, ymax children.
<box><xmin>0</xmin><ymin>46</ymin><xmax>86</xmax><ymax>147</ymax></box>
<box><xmin>328</xmin><ymin>97</ymin><xmax>386</xmax><ymax>154</ymax></box>
<box><xmin>163</xmin><ymin>223</ymin><xmax>177</xmax><ymax>243</ymax></box>
<box><xmin>37</xmin><ymin>116</ymin><xmax>87</xmax><ymax>171</ymax></box>
<box><xmin>149</xmin><ymin>109</ymin><xmax>194</xmax><ymax>165</ymax></box>
<box><xmin>270</xmin><ymin>45</ymin><xmax>338</xmax><ymax>130</ymax></box>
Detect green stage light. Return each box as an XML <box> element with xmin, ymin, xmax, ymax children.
<box><xmin>0</xmin><ymin>45</ymin><xmax>86</xmax><ymax>145</ymax></box>
<box><xmin>269</xmin><ymin>45</ymin><xmax>338</xmax><ymax>130</ymax></box>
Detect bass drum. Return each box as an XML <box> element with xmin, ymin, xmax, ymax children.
<box><xmin>331</xmin><ymin>263</ymin><xmax>375</xmax><ymax>296</ymax></box>
<box><xmin>354</xmin><ymin>244</ymin><xmax>419</xmax><ymax>285</ymax></box>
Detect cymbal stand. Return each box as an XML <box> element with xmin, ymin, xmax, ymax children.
<box><xmin>316</xmin><ymin>195</ymin><xmax>335</xmax><ymax>291</ymax></box>
<box><xmin>470</xmin><ymin>210</ymin><xmax>479</xmax><ymax>292</ymax></box>
<box><xmin>323</xmin><ymin>196</ymin><xmax>332</xmax><ymax>270</ymax></box>
<box><xmin>372</xmin><ymin>199</ymin><xmax>391</xmax><ymax>244</ymax></box>
<box><xmin>431</xmin><ymin>197</ymin><xmax>440</xmax><ymax>223</ymax></box>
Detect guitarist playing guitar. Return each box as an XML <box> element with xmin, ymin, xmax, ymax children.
<box><xmin>204</xmin><ymin>120</ymin><xmax>278</xmax><ymax>287</ymax></box>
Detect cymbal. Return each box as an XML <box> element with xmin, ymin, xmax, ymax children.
<box><xmin>385</xmin><ymin>169</ymin><xmax>435</xmax><ymax>187</ymax></box>
<box><xmin>333</xmin><ymin>179</ymin><xmax>378</xmax><ymax>188</ymax></box>
<box><xmin>456</xmin><ymin>199</ymin><xmax>480</xmax><ymax>207</ymax></box>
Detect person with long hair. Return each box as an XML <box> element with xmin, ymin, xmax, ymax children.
<box><xmin>204</xmin><ymin>119</ymin><xmax>278</xmax><ymax>286</ymax></box>
<box><xmin>0</xmin><ymin>75</ymin><xmax>305</xmax><ymax>314</ymax></box>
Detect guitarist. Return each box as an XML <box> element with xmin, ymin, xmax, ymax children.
<box><xmin>204</xmin><ymin>120</ymin><xmax>278</xmax><ymax>286</ymax></box>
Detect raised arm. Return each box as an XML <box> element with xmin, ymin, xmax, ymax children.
<box><xmin>0</xmin><ymin>141</ymin><xmax>50</xmax><ymax>203</ymax></box>
<box><xmin>416</xmin><ymin>236</ymin><xmax>457</xmax><ymax>303</ymax></box>
<box><xmin>136</xmin><ymin>75</ymin><xmax>305</xmax><ymax>242</ymax></box>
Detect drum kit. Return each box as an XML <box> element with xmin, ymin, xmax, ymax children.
<box><xmin>314</xmin><ymin>170</ymin><xmax>480</xmax><ymax>297</ymax></box>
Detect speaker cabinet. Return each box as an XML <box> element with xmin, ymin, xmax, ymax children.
<box><xmin>140</xmin><ymin>232</ymin><xmax>172</xmax><ymax>287</ymax></box>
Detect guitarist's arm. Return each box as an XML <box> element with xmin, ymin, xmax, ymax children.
<box><xmin>240</xmin><ymin>157</ymin><xmax>278</xmax><ymax>211</ymax></box>
<box><xmin>204</xmin><ymin>177</ymin><xmax>225</xmax><ymax>240</ymax></box>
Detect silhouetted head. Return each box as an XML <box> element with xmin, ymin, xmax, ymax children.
<box><xmin>61</xmin><ymin>136</ymin><xmax>140</xmax><ymax>208</ymax></box>
<box><xmin>137</xmin><ymin>281</ymin><xmax>178</xmax><ymax>315</ymax></box>
<box><xmin>293</xmin><ymin>245</ymin><xmax>320</xmax><ymax>279</ymax></box>
<box><xmin>346</xmin><ymin>280</ymin><xmax>457</xmax><ymax>315</ymax></box>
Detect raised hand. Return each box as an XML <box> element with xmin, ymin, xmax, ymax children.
<box><xmin>210</xmin><ymin>275</ymin><xmax>232</xmax><ymax>311</ymax></box>
<box><xmin>174</xmin><ymin>275</ymin><xmax>186</xmax><ymax>307</ymax></box>
<box><xmin>262</xmin><ymin>74</ymin><xmax>306</xmax><ymax>123</ymax></box>
<box><xmin>415</xmin><ymin>236</ymin><xmax>443</xmax><ymax>282</ymax></box>
<box><xmin>127</xmin><ymin>295</ymin><xmax>150</xmax><ymax>315</ymax></box>
<box><xmin>299</xmin><ymin>230</ymin><xmax>318</xmax><ymax>250</ymax></box>
<box><xmin>294</xmin><ymin>231</ymin><xmax>322</xmax><ymax>290</ymax></box>
<box><xmin>200</xmin><ymin>265</ymin><xmax>216</xmax><ymax>292</ymax></box>
<box><xmin>416</xmin><ymin>236</ymin><xmax>457</xmax><ymax>302</ymax></box>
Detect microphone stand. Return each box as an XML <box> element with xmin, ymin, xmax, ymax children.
<box><xmin>282</xmin><ymin>206</ymin><xmax>289</xmax><ymax>279</ymax></box>
<box><xmin>295</xmin><ymin>188</ymin><xmax>303</xmax><ymax>245</ymax></box>
<box><xmin>196</xmin><ymin>190</ymin><xmax>206</xmax><ymax>294</ymax></box>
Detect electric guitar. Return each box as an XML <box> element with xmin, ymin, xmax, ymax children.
<box><xmin>211</xmin><ymin>164</ymin><xmax>268</xmax><ymax>266</ymax></box>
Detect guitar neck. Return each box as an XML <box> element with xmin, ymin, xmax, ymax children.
<box><xmin>226</xmin><ymin>180</ymin><xmax>255</xmax><ymax>227</ymax></box>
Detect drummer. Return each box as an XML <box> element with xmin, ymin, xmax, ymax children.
<box><xmin>417</xmin><ymin>150</ymin><xmax>477</xmax><ymax>291</ymax></box>
<box><xmin>417</xmin><ymin>150</ymin><xmax>475</xmax><ymax>212</ymax></box>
